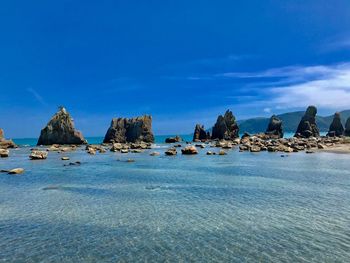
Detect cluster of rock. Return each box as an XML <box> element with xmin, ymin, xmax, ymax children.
<box><xmin>37</xmin><ymin>107</ymin><xmax>87</xmax><ymax>145</ymax></box>
<box><xmin>103</xmin><ymin>115</ymin><xmax>154</xmax><ymax>144</ymax></box>
<box><xmin>165</xmin><ymin>135</ymin><xmax>182</xmax><ymax>143</ymax></box>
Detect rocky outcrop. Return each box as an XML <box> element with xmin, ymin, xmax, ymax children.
<box><xmin>193</xmin><ymin>124</ymin><xmax>209</xmax><ymax>142</ymax></box>
<box><xmin>103</xmin><ymin>115</ymin><xmax>154</xmax><ymax>143</ymax></box>
<box><xmin>30</xmin><ymin>151</ymin><xmax>48</xmax><ymax>160</ymax></box>
<box><xmin>344</xmin><ymin>117</ymin><xmax>350</xmax><ymax>136</ymax></box>
<box><xmin>265</xmin><ymin>115</ymin><xmax>283</xmax><ymax>138</ymax></box>
<box><xmin>294</xmin><ymin>106</ymin><xmax>320</xmax><ymax>138</ymax></box>
<box><xmin>37</xmin><ymin>107</ymin><xmax>87</xmax><ymax>145</ymax></box>
<box><xmin>211</xmin><ymin>110</ymin><xmax>239</xmax><ymax>140</ymax></box>
<box><xmin>165</xmin><ymin>136</ymin><xmax>182</xmax><ymax>143</ymax></box>
<box><xmin>165</xmin><ymin>147</ymin><xmax>177</xmax><ymax>155</ymax></box>
<box><xmin>181</xmin><ymin>145</ymin><xmax>198</xmax><ymax>155</ymax></box>
<box><xmin>0</xmin><ymin>129</ymin><xmax>16</xmax><ymax>149</ymax></box>
<box><xmin>327</xmin><ymin>112</ymin><xmax>344</xmax><ymax>137</ymax></box>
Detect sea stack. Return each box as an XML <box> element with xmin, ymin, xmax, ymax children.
<box><xmin>211</xmin><ymin>110</ymin><xmax>239</xmax><ymax>140</ymax></box>
<box><xmin>37</xmin><ymin>107</ymin><xmax>87</xmax><ymax>145</ymax></box>
<box><xmin>344</xmin><ymin>117</ymin><xmax>350</xmax><ymax>136</ymax></box>
<box><xmin>193</xmin><ymin>124</ymin><xmax>209</xmax><ymax>142</ymax></box>
<box><xmin>103</xmin><ymin>115</ymin><xmax>154</xmax><ymax>143</ymax></box>
<box><xmin>265</xmin><ymin>115</ymin><xmax>283</xmax><ymax>138</ymax></box>
<box><xmin>327</xmin><ymin>112</ymin><xmax>344</xmax><ymax>137</ymax></box>
<box><xmin>0</xmin><ymin>129</ymin><xmax>16</xmax><ymax>149</ymax></box>
<box><xmin>294</xmin><ymin>106</ymin><xmax>320</xmax><ymax>138</ymax></box>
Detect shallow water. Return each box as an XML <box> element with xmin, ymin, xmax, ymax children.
<box><xmin>0</xmin><ymin>143</ymin><xmax>350</xmax><ymax>262</ymax></box>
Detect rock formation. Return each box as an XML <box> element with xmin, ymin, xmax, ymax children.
<box><xmin>37</xmin><ymin>107</ymin><xmax>87</xmax><ymax>145</ymax></box>
<box><xmin>265</xmin><ymin>115</ymin><xmax>283</xmax><ymax>138</ymax></box>
<box><xmin>0</xmin><ymin>128</ymin><xmax>16</xmax><ymax>149</ymax></box>
<box><xmin>103</xmin><ymin>115</ymin><xmax>154</xmax><ymax>143</ymax></box>
<box><xmin>211</xmin><ymin>110</ymin><xmax>239</xmax><ymax>140</ymax></box>
<box><xmin>344</xmin><ymin>117</ymin><xmax>350</xmax><ymax>136</ymax></box>
<box><xmin>193</xmin><ymin>124</ymin><xmax>209</xmax><ymax>141</ymax></box>
<box><xmin>327</xmin><ymin>112</ymin><xmax>344</xmax><ymax>137</ymax></box>
<box><xmin>294</xmin><ymin>106</ymin><xmax>320</xmax><ymax>138</ymax></box>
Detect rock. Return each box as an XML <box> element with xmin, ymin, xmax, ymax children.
<box><xmin>103</xmin><ymin>115</ymin><xmax>154</xmax><ymax>143</ymax></box>
<box><xmin>0</xmin><ymin>129</ymin><xmax>16</xmax><ymax>149</ymax></box>
<box><xmin>37</xmin><ymin>107</ymin><xmax>87</xmax><ymax>145</ymax></box>
<box><xmin>305</xmin><ymin>150</ymin><xmax>314</xmax><ymax>154</ymax></box>
<box><xmin>121</xmin><ymin>149</ymin><xmax>129</xmax><ymax>153</ymax></box>
<box><xmin>131</xmin><ymin>149</ymin><xmax>143</xmax><ymax>153</ymax></box>
<box><xmin>61</xmin><ymin>156</ymin><xmax>70</xmax><ymax>160</ymax></box>
<box><xmin>239</xmin><ymin>145</ymin><xmax>249</xmax><ymax>151</ymax></box>
<box><xmin>165</xmin><ymin>148</ymin><xmax>177</xmax><ymax>156</ymax></box>
<box><xmin>181</xmin><ymin>145</ymin><xmax>198</xmax><ymax>155</ymax></box>
<box><xmin>211</xmin><ymin>110</ymin><xmax>239</xmax><ymax>140</ymax></box>
<box><xmin>8</xmin><ymin>168</ymin><xmax>24</xmax><ymax>175</ymax></box>
<box><xmin>165</xmin><ymin>136</ymin><xmax>182</xmax><ymax>143</ymax></box>
<box><xmin>86</xmin><ymin>147</ymin><xmax>96</xmax><ymax>155</ymax></box>
<box><xmin>344</xmin><ymin>117</ymin><xmax>350</xmax><ymax>136</ymax></box>
<box><xmin>206</xmin><ymin>151</ymin><xmax>215</xmax><ymax>155</ymax></box>
<box><xmin>110</xmin><ymin>143</ymin><xmax>123</xmax><ymax>152</ymax></box>
<box><xmin>265</xmin><ymin>115</ymin><xmax>283</xmax><ymax>138</ymax></box>
<box><xmin>250</xmin><ymin>146</ymin><xmax>261</xmax><ymax>152</ymax></box>
<box><xmin>193</xmin><ymin>124</ymin><xmax>209</xmax><ymax>141</ymax></box>
<box><xmin>221</xmin><ymin>142</ymin><xmax>233</xmax><ymax>149</ymax></box>
<box><xmin>294</xmin><ymin>106</ymin><xmax>320</xmax><ymax>138</ymax></box>
<box><xmin>126</xmin><ymin>159</ymin><xmax>135</xmax><ymax>162</ymax></box>
<box><xmin>150</xmin><ymin>151</ymin><xmax>160</xmax><ymax>156</ymax></box>
<box><xmin>218</xmin><ymin>150</ymin><xmax>227</xmax><ymax>155</ymax></box>
<box><xmin>327</xmin><ymin>112</ymin><xmax>344</xmax><ymax>137</ymax></box>
<box><xmin>30</xmin><ymin>151</ymin><xmax>48</xmax><ymax>160</ymax></box>
<box><xmin>0</xmin><ymin>149</ymin><xmax>9</xmax><ymax>158</ymax></box>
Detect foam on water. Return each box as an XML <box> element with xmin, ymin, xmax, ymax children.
<box><xmin>0</xmin><ymin>143</ymin><xmax>349</xmax><ymax>262</ymax></box>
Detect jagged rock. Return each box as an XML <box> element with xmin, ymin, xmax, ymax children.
<box><xmin>0</xmin><ymin>149</ymin><xmax>9</xmax><ymax>158</ymax></box>
<box><xmin>181</xmin><ymin>145</ymin><xmax>198</xmax><ymax>155</ymax></box>
<box><xmin>344</xmin><ymin>117</ymin><xmax>350</xmax><ymax>136</ymax></box>
<box><xmin>265</xmin><ymin>115</ymin><xmax>283</xmax><ymax>138</ymax></box>
<box><xmin>327</xmin><ymin>112</ymin><xmax>344</xmax><ymax>137</ymax></box>
<box><xmin>30</xmin><ymin>151</ymin><xmax>48</xmax><ymax>160</ymax></box>
<box><xmin>294</xmin><ymin>106</ymin><xmax>320</xmax><ymax>138</ymax></box>
<box><xmin>211</xmin><ymin>110</ymin><xmax>239</xmax><ymax>140</ymax></box>
<box><xmin>193</xmin><ymin>124</ymin><xmax>209</xmax><ymax>142</ymax></box>
<box><xmin>8</xmin><ymin>168</ymin><xmax>24</xmax><ymax>175</ymax></box>
<box><xmin>103</xmin><ymin>115</ymin><xmax>154</xmax><ymax>143</ymax></box>
<box><xmin>165</xmin><ymin>148</ymin><xmax>177</xmax><ymax>156</ymax></box>
<box><xmin>0</xmin><ymin>129</ymin><xmax>16</xmax><ymax>149</ymax></box>
<box><xmin>37</xmin><ymin>107</ymin><xmax>87</xmax><ymax>145</ymax></box>
<box><xmin>165</xmin><ymin>136</ymin><xmax>182</xmax><ymax>143</ymax></box>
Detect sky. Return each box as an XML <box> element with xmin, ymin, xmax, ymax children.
<box><xmin>1</xmin><ymin>0</ymin><xmax>350</xmax><ymax>138</ymax></box>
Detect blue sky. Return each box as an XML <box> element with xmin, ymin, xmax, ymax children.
<box><xmin>1</xmin><ymin>0</ymin><xmax>350</xmax><ymax>138</ymax></box>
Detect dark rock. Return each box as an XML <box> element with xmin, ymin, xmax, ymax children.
<box><xmin>265</xmin><ymin>115</ymin><xmax>283</xmax><ymax>138</ymax></box>
<box><xmin>103</xmin><ymin>115</ymin><xmax>154</xmax><ymax>143</ymax></box>
<box><xmin>0</xmin><ymin>149</ymin><xmax>9</xmax><ymax>158</ymax></box>
<box><xmin>165</xmin><ymin>136</ymin><xmax>182</xmax><ymax>143</ymax></box>
<box><xmin>8</xmin><ymin>168</ymin><xmax>24</xmax><ymax>175</ymax></box>
<box><xmin>294</xmin><ymin>106</ymin><xmax>320</xmax><ymax>138</ymax></box>
<box><xmin>211</xmin><ymin>110</ymin><xmax>239</xmax><ymax>140</ymax></box>
<box><xmin>344</xmin><ymin>117</ymin><xmax>350</xmax><ymax>136</ymax></box>
<box><xmin>37</xmin><ymin>107</ymin><xmax>87</xmax><ymax>145</ymax></box>
<box><xmin>193</xmin><ymin>124</ymin><xmax>209</xmax><ymax>141</ymax></box>
<box><xmin>327</xmin><ymin>112</ymin><xmax>344</xmax><ymax>137</ymax></box>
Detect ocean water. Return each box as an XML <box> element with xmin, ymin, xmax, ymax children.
<box><xmin>1</xmin><ymin>139</ymin><xmax>350</xmax><ymax>262</ymax></box>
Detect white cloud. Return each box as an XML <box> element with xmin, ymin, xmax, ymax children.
<box><xmin>263</xmin><ymin>107</ymin><xmax>271</xmax><ymax>113</ymax></box>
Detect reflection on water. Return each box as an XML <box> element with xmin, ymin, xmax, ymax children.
<box><xmin>0</xmin><ymin>145</ymin><xmax>350</xmax><ymax>262</ymax></box>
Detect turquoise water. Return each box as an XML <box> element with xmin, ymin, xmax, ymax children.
<box><xmin>1</xmin><ymin>140</ymin><xmax>349</xmax><ymax>262</ymax></box>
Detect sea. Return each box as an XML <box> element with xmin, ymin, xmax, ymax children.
<box><xmin>0</xmin><ymin>134</ymin><xmax>349</xmax><ymax>262</ymax></box>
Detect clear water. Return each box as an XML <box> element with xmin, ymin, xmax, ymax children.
<box><xmin>1</xmin><ymin>139</ymin><xmax>349</xmax><ymax>262</ymax></box>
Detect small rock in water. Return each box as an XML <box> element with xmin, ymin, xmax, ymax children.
<box><xmin>126</xmin><ymin>159</ymin><xmax>135</xmax><ymax>162</ymax></box>
<box><xmin>1</xmin><ymin>169</ymin><xmax>9</xmax><ymax>173</ymax></box>
<box><xmin>306</xmin><ymin>150</ymin><xmax>315</xmax><ymax>154</ymax></box>
<box><xmin>30</xmin><ymin>150</ymin><xmax>48</xmax><ymax>160</ymax></box>
<box><xmin>8</xmin><ymin>168</ymin><xmax>24</xmax><ymax>175</ymax></box>
<box><xmin>165</xmin><ymin>148</ymin><xmax>177</xmax><ymax>156</ymax></box>
<box><xmin>121</xmin><ymin>149</ymin><xmax>129</xmax><ymax>154</ymax></box>
<box><xmin>218</xmin><ymin>150</ymin><xmax>227</xmax><ymax>155</ymax></box>
<box><xmin>181</xmin><ymin>145</ymin><xmax>198</xmax><ymax>155</ymax></box>
<box><xmin>61</xmin><ymin>156</ymin><xmax>70</xmax><ymax>160</ymax></box>
<box><xmin>206</xmin><ymin>151</ymin><xmax>215</xmax><ymax>155</ymax></box>
<box><xmin>42</xmin><ymin>185</ymin><xmax>60</xmax><ymax>190</ymax></box>
<box><xmin>0</xmin><ymin>149</ymin><xmax>9</xmax><ymax>158</ymax></box>
<box><xmin>150</xmin><ymin>151</ymin><xmax>160</xmax><ymax>156</ymax></box>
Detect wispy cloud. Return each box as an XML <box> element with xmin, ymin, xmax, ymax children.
<box><xmin>27</xmin><ymin>88</ymin><xmax>48</xmax><ymax>106</ymax></box>
<box><xmin>321</xmin><ymin>35</ymin><xmax>350</xmax><ymax>52</ymax></box>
